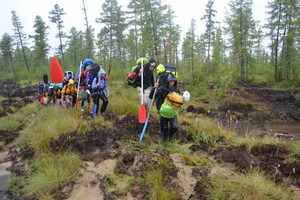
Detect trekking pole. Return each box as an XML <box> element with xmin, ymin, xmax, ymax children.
<box><xmin>75</xmin><ymin>61</ymin><xmax>82</xmax><ymax>109</ymax></box>
<box><xmin>139</xmin><ymin>77</ymin><xmax>160</xmax><ymax>142</ymax></box>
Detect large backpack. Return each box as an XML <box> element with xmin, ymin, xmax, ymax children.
<box><xmin>87</xmin><ymin>64</ymin><xmax>101</xmax><ymax>87</ymax></box>
<box><xmin>156</xmin><ymin>64</ymin><xmax>178</xmax><ymax>88</ymax></box>
<box><xmin>160</xmin><ymin>92</ymin><xmax>183</xmax><ymax>118</ymax></box>
<box><xmin>91</xmin><ymin>69</ymin><xmax>106</xmax><ymax>93</ymax></box>
<box><xmin>127</xmin><ymin>57</ymin><xmax>149</xmax><ymax>87</ymax></box>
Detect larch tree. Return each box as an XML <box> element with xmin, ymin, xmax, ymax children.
<box><xmin>11</xmin><ymin>10</ymin><xmax>30</xmax><ymax>72</ymax></box>
<box><xmin>212</xmin><ymin>23</ymin><xmax>224</xmax><ymax>70</ymax></box>
<box><xmin>49</xmin><ymin>4</ymin><xmax>67</xmax><ymax>68</ymax></box>
<box><xmin>82</xmin><ymin>0</ymin><xmax>95</xmax><ymax>59</ymax></box>
<box><xmin>266</xmin><ymin>0</ymin><xmax>300</xmax><ymax>81</ymax></box>
<box><xmin>0</xmin><ymin>33</ymin><xmax>14</xmax><ymax>73</ymax></box>
<box><xmin>29</xmin><ymin>15</ymin><xmax>50</xmax><ymax>72</ymax></box>
<box><xmin>96</xmin><ymin>0</ymin><xmax>126</xmax><ymax>74</ymax></box>
<box><xmin>201</xmin><ymin>0</ymin><xmax>217</xmax><ymax>62</ymax></box>
<box><xmin>224</xmin><ymin>0</ymin><xmax>257</xmax><ymax>82</ymax></box>
<box><xmin>65</xmin><ymin>27</ymin><xmax>85</xmax><ymax>68</ymax></box>
<box><xmin>182</xmin><ymin>19</ymin><xmax>197</xmax><ymax>72</ymax></box>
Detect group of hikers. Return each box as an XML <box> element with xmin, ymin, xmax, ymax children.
<box><xmin>38</xmin><ymin>59</ymin><xmax>110</xmax><ymax>117</ymax></box>
<box><xmin>38</xmin><ymin>57</ymin><xmax>190</xmax><ymax>142</ymax></box>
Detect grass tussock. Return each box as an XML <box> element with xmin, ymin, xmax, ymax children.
<box><xmin>284</xmin><ymin>141</ymin><xmax>300</xmax><ymax>164</ymax></box>
<box><xmin>7</xmin><ymin>174</ymin><xmax>25</xmax><ymax>198</ymax></box>
<box><xmin>146</xmin><ymin>169</ymin><xmax>177</xmax><ymax>200</ymax></box>
<box><xmin>18</xmin><ymin>106</ymin><xmax>81</xmax><ymax>154</ymax></box>
<box><xmin>183</xmin><ymin>116</ymin><xmax>236</xmax><ymax>141</ymax></box>
<box><xmin>23</xmin><ymin>152</ymin><xmax>82</xmax><ymax>198</ymax></box>
<box><xmin>182</xmin><ymin>153</ymin><xmax>214</xmax><ymax>168</ymax></box>
<box><xmin>232</xmin><ymin>134</ymin><xmax>278</xmax><ymax>152</ymax></box>
<box><xmin>208</xmin><ymin>169</ymin><xmax>293</xmax><ymax>200</ymax></box>
<box><xmin>0</xmin><ymin>103</ymin><xmax>38</xmax><ymax>131</ymax></box>
<box><xmin>108</xmin><ymin>82</ymin><xmax>140</xmax><ymax>116</ymax></box>
<box><xmin>103</xmin><ymin>173</ymin><xmax>133</xmax><ymax>192</ymax></box>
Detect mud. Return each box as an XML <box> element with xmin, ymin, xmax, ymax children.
<box><xmin>0</xmin><ymin>80</ymin><xmax>36</xmax><ymax>117</ymax></box>
<box><xmin>0</xmin><ymin>79</ymin><xmax>299</xmax><ymax>199</ymax></box>
<box><xmin>187</xmin><ymin>83</ymin><xmax>300</xmax><ymax>138</ymax></box>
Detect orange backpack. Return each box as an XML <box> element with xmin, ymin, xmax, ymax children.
<box><xmin>164</xmin><ymin>92</ymin><xmax>183</xmax><ymax>109</ymax></box>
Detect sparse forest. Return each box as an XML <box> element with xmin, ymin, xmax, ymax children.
<box><xmin>0</xmin><ymin>0</ymin><xmax>299</xmax><ymax>86</ymax></box>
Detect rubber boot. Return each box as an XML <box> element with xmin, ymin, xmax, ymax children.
<box><xmin>93</xmin><ymin>104</ymin><xmax>98</xmax><ymax>118</ymax></box>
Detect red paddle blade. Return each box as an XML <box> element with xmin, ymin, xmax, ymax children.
<box><xmin>138</xmin><ymin>105</ymin><xmax>147</xmax><ymax>123</ymax></box>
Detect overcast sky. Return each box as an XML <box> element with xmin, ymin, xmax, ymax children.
<box><xmin>0</xmin><ymin>0</ymin><xmax>269</xmax><ymax>53</ymax></box>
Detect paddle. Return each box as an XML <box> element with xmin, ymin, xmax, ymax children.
<box><xmin>138</xmin><ymin>59</ymin><xmax>147</xmax><ymax>123</ymax></box>
<box><xmin>75</xmin><ymin>61</ymin><xmax>82</xmax><ymax>109</ymax></box>
<box><xmin>139</xmin><ymin>77</ymin><xmax>160</xmax><ymax>141</ymax></box>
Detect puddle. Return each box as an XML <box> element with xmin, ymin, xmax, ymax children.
<box><xmin>246</xmin><ymin>122</ymin><xmax>300</xmax><ymax>139</ymax></box>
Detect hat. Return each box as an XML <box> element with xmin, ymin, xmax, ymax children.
<box><xmin>148</xmin><ymin>58</ymin><xmax>157</xmax><ymax>67</ymax></box>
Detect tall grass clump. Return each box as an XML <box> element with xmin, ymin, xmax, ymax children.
<box><xmin>23</xmin><ymin>152</ymin><xmax>82</xmax><ymax>198</ymax></box>
<box><xmin>208</xmin><ymin>169</ymin><xmax>293</xmax><ymax>200</ymax></box>
<box><xmin>18</xmin><ymin>106</ymin><xmax>81</xmax><ymax>154</ymax></box>
<box><xmin>146</xmin><ymin>169</ymin><xmax>177</xmax><ymax>200</ymax></box>
<box><xmin>108</xmin><ymin>81</ymin><xmax>140</xmax><ymax>116</ymax></box>
<box><xmin>232</xmin><ymin>133</ymin><xmax>278</xmax><ymax>152</ymax></box>
<box><xmin>183</xmin><ymin>116</ymin><xmax>236</xmax><ymax>152</ymax></box>
<box><xmin>284</xmin><ymin>141</ymin><xmax>300</xmax><ymax>164</ymax></box>
<box><xmin>0</xmin><ymin>103</ymin><xmax>38</xmax><ymax>131</ymax></box>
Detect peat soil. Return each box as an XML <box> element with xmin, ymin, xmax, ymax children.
<box><xmin>0</xmin><ymin>79</ymin><xmax>299</xmax><ymax>199</ymax></box>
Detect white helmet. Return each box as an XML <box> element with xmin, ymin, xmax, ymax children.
<box><xmin>182</xmin><ymin>91</ymin><xmax>190</xmax><ymax>102</ymax></box>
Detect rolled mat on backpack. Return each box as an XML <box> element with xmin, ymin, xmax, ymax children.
<box><xmin>164</xmin><ymin>92</ymin><xmax>183</xmax><ymax>109</ymax></box>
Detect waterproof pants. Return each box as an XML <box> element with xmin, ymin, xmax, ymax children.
<box><xmin>160</xmin><ymin>115</ymin><xmax>178</xmax><ymax>142</ymax></box>
<box><xmin>80</xmin><ymin>89</ymin><xmax>90</xmax><ymax>109</ymax></box>
<box><xmin>92</xmin><ymin>92</ymin><xmax>109</xmax><ymax>114</ymax></box>
<box><xmin>137</xmin><ymin>87</ymin><xmax>151</xmax><ymax>112</ymax></box>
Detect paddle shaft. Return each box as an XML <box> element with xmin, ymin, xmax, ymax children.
<box><xmin>139</xmin><ymin>77</ymin><xmax>160</xmax><ymax>141</ymax></box>
<box><xmin>141</xmin><ymin>59</ymin><xmax>143</xmax><ymax>105</ymax></box>
<box><xmin>76</xmin><ymin>61</ymin><xmax>82</xmax><ymax>108</ymax></box>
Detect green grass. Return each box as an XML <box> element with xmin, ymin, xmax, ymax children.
<box><xmin>232</xmin><ymin>134</ymin><xmax>278</xmax><ymax>152</ymax></box>
<box><xmin>103</xmin><ymin>173</ymin><xmax>133</xmax><ymax>192</ymax></box>
<box><xmin>292</xmin><ymin>92</ymin><xmax>300</xmax><ymax>104</ymax></box>
<box><xmin>182</xmin><ymin>153</ymin><xmax>214</xmax><ymax>167</ymax></box>
<box><xmin>108</xmin><ymin>81</ymin><xmax>140</xmax><ymax>116</ymax></box>
<box><xmin>146</xmin><ymin>169</ymin><xmax>177</xmax><ymax>200</ymax></box>
<box><xmin>208</xmin><ymin>169</ymin><xmax>293</xmax><ymax>200</ymax></box>
<box><xmin>7</xmin><ymin>174</ymin><xmax>25</xmax><ymax>198</ymax></box>
<box><xmin>23</xmin><ymin>152</ymin><xmax>82</xmax><ymax>198</ymax></box>
<box><xmin>284</xmin><ymin>141</ymin><xmax>300</xmax><ymax>164</ymax></box>
<box><xmin>183</xmin><ymin>116</ymin><xmax>236</xmax><ymax>142</ymax></box>
<box><xmin>17</xmin><ymin>106</ymin><xmax>81</xmax><ymax>154</ymax></box>
<box><xmin>0</xmin><ymin>142</ymin><xmax>4</xmax><ymax>150</ymax></box>
<box><xmin>0</xmin><ymin>103</ymin><xmax>38</xmax><ymax>131</ymax></box>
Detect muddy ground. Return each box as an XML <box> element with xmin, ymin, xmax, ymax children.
<box><xmin>0</xmin><ymin>79</ymin><xmax>299</xmax><ymax>199</ymax></box>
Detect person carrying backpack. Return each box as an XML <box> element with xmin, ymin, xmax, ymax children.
<box><xmin>61</xmin><ymin>79</ymin><xmax>78</xmax><ymax>108</ymax></box>
<box><xmin>151</xmin><ymin>74</ymin><xmax>189</xmax><ymax>142</ymax></box>
<box><xmin>78</xmin><ymin>66</ymin><xmax>91</xmax><ymax>111</ymax></box>
<box><xmin>38</xmin><ymin>80</ymin><xmax>45</xmax><ymax>101</ymax></box>
<box><xmin>134</xmin><ymin>58</ymin><xmax>157</xmax><ymax>112</ymax></box>
<box><xmin>91</xmin><ymin>68</ymin><xmax>110</xmax><ymax>117</ymax></box>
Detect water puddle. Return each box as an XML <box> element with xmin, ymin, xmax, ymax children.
<box><xmin>247</xmin><ymin>121</ymin><xmax>300</xmax><ymax>139</ymax></box>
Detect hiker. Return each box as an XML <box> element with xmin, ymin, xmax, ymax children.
<box><xmin>52</xmin><ymin>84</ymin><xmax>63</xmax><ymax>106</ymax></box>
<box><xmin>91</xmin><ymin>68</ymin><xmax>110</xmax><ymax>116</ymax></box>
<box><xmin>134</xmin><ymin>58</ymin><xmax>157</xmax><ymax>112</ymax></box>
<box><xmin>38</xmin><ymin>80</ymin><xmax>45</xmax><ymax>100</ymax></box>
<box><xmin>61</xmin><ymin>79</ymin><xmax>78</xmax><ymax>108</ymax></box>
<box><xmin>151</xmin><ymin>74</ymin><xmax>181</xmax><ymax>142</ymax></box>
<box><xmin>78</xmin><ymin>66</ymin><xmax>91</xmax><ymax>111</ymax></box>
